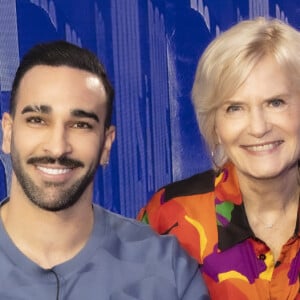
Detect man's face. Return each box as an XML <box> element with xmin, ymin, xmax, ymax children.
<box><xmin>2</xmin><ymin>65</ymin><xmax>115</xmax><ymax>211</ymax></box>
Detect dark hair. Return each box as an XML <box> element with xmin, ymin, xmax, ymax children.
<box><xmin>10</xmin><ymin>40</ymin><xmax>114</xmax><ymax>128</ymax></box>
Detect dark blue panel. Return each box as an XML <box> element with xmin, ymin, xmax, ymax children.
<box><xmin>0</xmin><ymin>0</ymin><xmax>299</xmax><ymax>217</ymax></box>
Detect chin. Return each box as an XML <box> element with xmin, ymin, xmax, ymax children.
<box><xmin>247</xmin><ymin>168</ymin><xmax>287</xmax><ymax>180</ymax></box>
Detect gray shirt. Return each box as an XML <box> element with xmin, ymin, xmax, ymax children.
<box><xmin>0</xmin><ymin>203</ymin><xmax>209</xmax><ymax>299</ymax></box>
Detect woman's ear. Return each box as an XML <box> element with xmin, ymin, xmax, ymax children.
<box><xmin>99</xmin><ymin>125</ymin><xmax>116</xmax><ymax>166</ymax></box>
<box><xmin>214</xmin><ymin>126</ymin><xmax>222</xmax><ymax>145</ymax></box>
<box><xmin>2</xmin><ymin>112</ymin><xmax>13</xmax><ymax>154</ymax></box>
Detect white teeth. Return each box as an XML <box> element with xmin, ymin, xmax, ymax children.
<box><xmin>37</xmin><ymin>166</ymin><xmax>70</xmax><ymax>175</ymax></box>
<box><xmin>246</xmin><ymin>143</ymin><xmax>277</xmax><ymax>152</ymax></box>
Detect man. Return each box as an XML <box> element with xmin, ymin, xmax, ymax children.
<box><xmin>0</xmin><ymin>41</ymin><xmax>209</xmax><ymax>299</ymax></box>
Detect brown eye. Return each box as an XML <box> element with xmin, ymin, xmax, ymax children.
<box><xmin>73</xmin><ymin>122</ymin><xmax>92</xmax><ymax>129</ymax></box>
<box><xmin>26</xmin><ymin>116</ymin><xmax>45</xmax><ymax>124</ymax></box>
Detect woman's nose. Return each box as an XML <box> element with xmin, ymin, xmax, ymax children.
<box><xmin>247</xmin><ymin>108</ymin><xmax>272</xmax><ymax>138</ymax></box>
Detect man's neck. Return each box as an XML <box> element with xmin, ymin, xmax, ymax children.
<box><xmin>0</xmin><ymin>194</ymin><xmax>94</xmax><ymax>269</ymax></box>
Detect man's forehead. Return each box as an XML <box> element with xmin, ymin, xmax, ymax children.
<box><xmin>15</xmin><ymin>65</ymin><xmax>108</xmax><ymax>116</ymax></box>
<box><xmin>85</xmin><ymin>75</ymin><xmax>104</xmax><ymax>91</ymax></box>
<box><xmin>18</xmin><ymin>65</ymin><xmax>107</xmax><ymax>98</ymax></box>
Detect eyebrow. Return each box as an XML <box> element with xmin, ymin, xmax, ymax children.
<box><xmin>21</xmin><ymin>105</ymin><xmax>51</xmax><ymax>114</ymax></box>
<box><xmin>224</xmin><ymin>93</ymin><xmax>291</xmax><ymax>107</ymax></box>
<box><xmin>71</xmin><ymin>109</ymin><xmax>99</xmax><ymax>123</ymax></box>
<box><xmin>21</xmin><ymin>105</ymin><xmax>99</xmax><ymax>123</ymax></box>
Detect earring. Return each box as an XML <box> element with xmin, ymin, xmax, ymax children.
<box><xmin>211</xmin><ymin>144</ymin><xmax>226</xmax><ymax>171</ymax></box>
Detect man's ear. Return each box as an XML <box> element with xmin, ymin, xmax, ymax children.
<box><xmin>99</xmin><ymin>125</ymin><xmax>116</xmax><ymax>166</ymax></box>
<box><xmin>1</xmin><ymin>112</ymin><xmax>13</xmax><ymax>154</ymax></box>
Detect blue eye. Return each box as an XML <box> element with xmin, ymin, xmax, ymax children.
<box><xmin>268</xmin><ymin>98</ymin><xmax>285</xmax><ymax>107</ymax></box>
<box><xmin>226</xmin><ymin>105</ymin><xmax>242</xmax><ymax>113</ymax></box>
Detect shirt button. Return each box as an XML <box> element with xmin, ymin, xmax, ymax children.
<box><xmin>258</xmin><ymin>254</ymin><xmax>266</xmax><ymax>260</ymax></box>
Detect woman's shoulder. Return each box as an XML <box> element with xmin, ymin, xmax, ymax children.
<box><xmin>162</xmin><ymin>169</ymin><xmax>216</xmax><ymax>201</ymax></box>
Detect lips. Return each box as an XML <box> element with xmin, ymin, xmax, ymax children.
<box><xmin>242</xmin><ymin>140</ymin><xmax>283</xmax><ymax>152</ymax></box>
<box><xmin>36</xmin><ymin>166</ymin><xmax>72</xmax><ymax>175</ymax></box>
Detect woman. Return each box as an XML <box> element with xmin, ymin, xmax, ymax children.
<box><xmin>138</xmin><ymin>17</ymin><xmax>300</xmax><ymax>299</ymax></box>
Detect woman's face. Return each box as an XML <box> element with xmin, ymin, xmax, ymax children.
<box><xmin>215</xmin><ymin>55</ymin><xmax>300</xmax><ymax>180</ymax></box>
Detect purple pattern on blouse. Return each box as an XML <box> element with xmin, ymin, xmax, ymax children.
<box><xmin>202</xmin><ymin>241</ymin><xmax>266</xmax><ymax>283</ymax></box>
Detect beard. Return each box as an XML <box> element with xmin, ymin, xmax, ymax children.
<box><xmin>10</xmin><ymin>139</ymin><xmax>102</xmax><ymax>212</ymax></box>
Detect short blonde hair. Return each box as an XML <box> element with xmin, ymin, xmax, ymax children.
<box><xmin>192</xmin><ymin>17</ymin><xmax>300</xmax><ymax>168</ymax></box>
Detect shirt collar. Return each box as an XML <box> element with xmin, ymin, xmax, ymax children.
<box><xmin>214</xmin><ymin>163</ymin><xmax>300</xmax><ymax>251</ymax></box>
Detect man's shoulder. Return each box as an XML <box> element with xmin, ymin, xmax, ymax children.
<box><xmin>94</xmin><ymin>204</ymin><xmax>163</xmax><ymax>239</ymax></box>
<box><xmin>90</xmin><ymin>208</ymin><xmax>208</xmax><ymax>299</ymax></box>
<box><xmin>162</xmin><ymin>169</ymin><xmax>215</xmax><ymax>201</ymax></box>
<box><xmin>94</xmin><ymin>204</ymin><xmax>190</xmax><ymax>258</ymax></box>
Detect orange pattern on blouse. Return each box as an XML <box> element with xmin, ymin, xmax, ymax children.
<box><xmin>138</xmin><ymin>163</ymin><xmax>300</xmax><ymax>299</ymax></box>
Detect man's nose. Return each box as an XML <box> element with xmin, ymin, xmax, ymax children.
<box><xmin>42</xmin><ymin>125</ymin><xmax>72</xmax><ymax>157</ymax></box>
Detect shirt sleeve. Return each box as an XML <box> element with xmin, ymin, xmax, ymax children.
<box><xmin>170</xmin><ymin>236</ymin><xmax>210</xmax><ymax>300</ymax></box>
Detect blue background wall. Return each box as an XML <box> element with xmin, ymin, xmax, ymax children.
<box><xmin>0</xmin><ymin>0</ymin><xmax>299</xmax><ymax>217</ymax></box>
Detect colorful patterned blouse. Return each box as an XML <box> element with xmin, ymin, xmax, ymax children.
<box><xmin>138</xmin><ymin>163</ymin><xmax>300</xmax><ymax>299</ymax></box>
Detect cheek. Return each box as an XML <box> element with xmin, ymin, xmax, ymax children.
<box><xmin>214</xmin><ymin>112</ymin><xmax>232</xmax><ymax>145</ymax></box>
<box><xmin>277</xmin><ymin>115</ymin><xmax>300</xmax><ymax>138</ymax></box>
<box><xmin>215</xmin><ymin>116</ymin><xmax>247</xmax><ymax>144</ymax></box>
<box><xmin>215</xmin><ymin>119</ymin><xmax>232</xmax><ymax>145</ymax></box>
<box><xmin>12</xmin><ymin>123</ymin><xmax>43</xmax><ymax>151</ymax></box>
<box><xmin>74</xmin><ymin>136</ymin><xmax>104</xmax><ymax>160</ymax></box>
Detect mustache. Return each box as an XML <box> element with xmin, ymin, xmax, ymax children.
<box><xmin>27</xmin><ymin>156</ymin><xmax>84</xmax><ymax>168</ymax></box>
